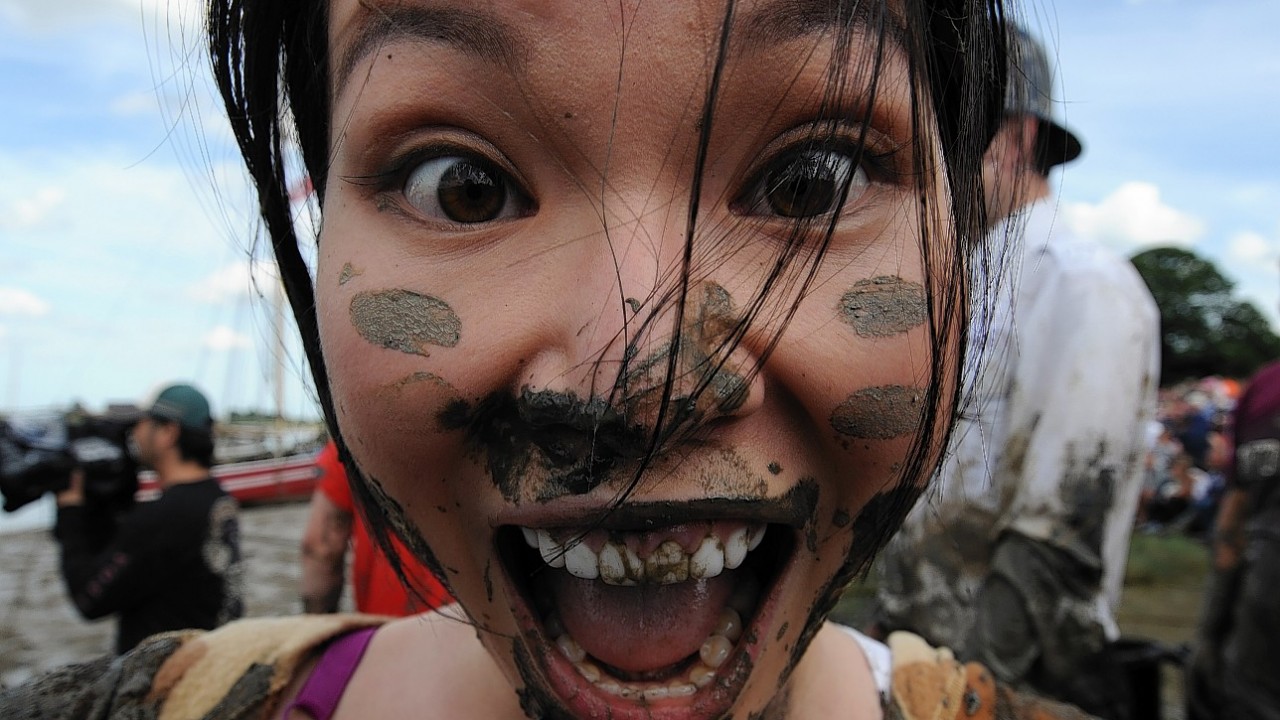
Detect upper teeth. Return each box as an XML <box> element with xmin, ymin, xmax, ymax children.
<box><xmin>521</xmin><ymin>525</ymin><xmax>766</xmax><ymax>585</ymax></box>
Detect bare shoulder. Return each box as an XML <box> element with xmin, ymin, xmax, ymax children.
<box><xmin>784</xmin><ymin>623</ymin><xmax>885</xmax><ymax>718</ymax></box>
<box><xmin>335</xmin><ymin>608</ymin><xmax>525</xmax><ymax>719</ymax></box>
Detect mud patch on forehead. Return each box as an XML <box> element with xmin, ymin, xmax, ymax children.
<box><xmin>838</xmin><ymin>276</ymin><xmax>927</xmax><ymax>337</ymax></box>
<box><xmin>830</xmin><ymin>385</ymin><xmax>924</xmax><ymax>439</ymax></box>
<box><xmin>350</xmin><ymin>289</ymin><xmax>461</xmax><ymax>355</ymax></box>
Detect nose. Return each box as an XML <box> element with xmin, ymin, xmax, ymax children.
<box><xmin>520</xmin><ymin>199</ymin><xmax>768</xmax><ymax>445</ymax></box>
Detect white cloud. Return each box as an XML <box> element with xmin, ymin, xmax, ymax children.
<box><xmin>0</xmin><ymin>287</ymin><xmax>50</xmax><ymax>316</ymax></box>
<box><xmin>202</xmin><ymin>325</ymin><xmax>251</xmax><ymax>351</ymax></box>
<box><xmin>1228</xmin><ymin>231</ymin><xmax>1279</xmax><ymax>265</ymax></box>
<box><xmin>189</xmin><ymin>261</ymin><xmax>282</xmax><ymax>304</ymax></box>
<box><xmin>0</xmin><ymin>0</ymin><xmax>200</xmax><ymax>32</ymax></box>
<box><xmin>1062</xmin><ymin>182</ymin><xmax>1206</xmax><ymax>254</ymax></box>
<box><xmin>3</xmin><ymin>187</ymin><xmax>65</xmax><ymax>230</ymax></box>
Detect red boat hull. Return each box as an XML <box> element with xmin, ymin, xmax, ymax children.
<box><xmin>136</xmin><ymin>450</ymin><xmax>322</xmax><ymax>504</ymax></box>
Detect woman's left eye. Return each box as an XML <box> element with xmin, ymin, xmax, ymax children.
<box><xmin>402</xmin><ymin>155</ymin><xmax>532</xmax><ymax>224</ymax></box>
<box><xmin>737</xmin><ymin>148</ymin><xmax>870</xmax><ymax>219</ymax></box>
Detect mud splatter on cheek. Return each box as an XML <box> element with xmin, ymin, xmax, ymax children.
<box><xmin>349</xmin><ymin>289</ymin><xmax>461</xmax><ymax>355</ymax></box>
<box><xmin>357</xmin><ymin>470</ymin><xmax>455</xmax><ymax>599</ymax></box>
<box><xmin>338</xmin><ymin>263</ymin><xmax>361</xmax><ymax>285</ymax></box>
<box><xmin>838</xmin><ymin>276</ymin><xmax>927</xmax><ymax>337</ymax></box>
<box><xmin>830</xmin><ymin>385</ymin><xmax>924</xmax><ymax>440</ymax></box>
<box><xmin>832</xmin><ymin>509</ymin><xmax>851</xmax><ymax>528</ymax></box>
<box><xmin>849</xmin><ymin>484</ymin><xmax>921</xmax><ymax>557</ymax></box>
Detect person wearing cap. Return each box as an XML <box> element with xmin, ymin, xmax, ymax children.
<box><xmin>53</xmin><ymin>383</ymin><xmax>244</xmax><ymax>654</ymax></box>
<box><xmin>867</xmin><ymin>25</ymin><xmax>1160</xmax><ymax>719</ymax></box>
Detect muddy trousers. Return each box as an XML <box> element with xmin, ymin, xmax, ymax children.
<box><xmin>973</xmin><ymin>533</ymin><xmax>1132</xmax><ymax>720</ymax></box>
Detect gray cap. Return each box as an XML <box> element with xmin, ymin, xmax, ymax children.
<box><xmin>1005</xmin><ymin>25</ymin><xmax>1083</xmax><ymax>167</ymax></box>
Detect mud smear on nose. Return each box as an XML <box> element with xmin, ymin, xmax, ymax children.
<box><xmin>350</xmin><ymin>289</ymin><xmax>461</xmax><ymax>355</ymax></box>
<box><xmin>620</xmin><ymin>282</ymin><xmax>750</xmax><ymax>423</ymax></box>
<box><xmin>830</xmin><ymin>385</ymin><xmax>924</xmax><ymax>440</ymax></box>
<box><xmin>838</xmin><ymin>276</ymin><xmax>927</xmax><ymax>338</ymax></box>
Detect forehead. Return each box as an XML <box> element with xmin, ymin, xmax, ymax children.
<box><xmin>328</xmin><ymin>0</ymin><xmax>907</xmax><ymax>92</ymax></box>
<box><xmin>325</xmin><ymin>0</ymin><xmax>916</xmax><ymax>168</ymax></box>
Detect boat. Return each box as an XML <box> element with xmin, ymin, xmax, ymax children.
<box><xmin>135</xmin><ymin>446</ymin><xmax>323</xmax><ymax>504</ymax></box>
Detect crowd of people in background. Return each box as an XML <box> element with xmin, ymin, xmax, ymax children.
<box><xmin>1139</xmin><ymin>377</ymin><xmax>1238</xmax><ymax>537</ymax></box>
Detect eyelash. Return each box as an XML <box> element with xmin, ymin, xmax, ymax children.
<box><xmin>351</xmin><ymin>126</ymin><xmax>898</xmax><ymax>227</ymax></box>
<box><xmin>355</xmin><ymin>143</ymin><xmax>536</xmax><ymax>226</ymax></box>
<box><xmin>731</xmin><ymin>129</ymin><xmax>899</xmax><ymax>221</ymax></box>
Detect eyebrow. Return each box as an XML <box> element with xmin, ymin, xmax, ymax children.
<box><xmin>334</xmin><ymin>4</ymin><xmax>526</xmax><ymax>97</ymax></box>
<box><xmin>737</xmin><ymin>0</ymin><xmax>908</xmax><ymax>49</ymax></box>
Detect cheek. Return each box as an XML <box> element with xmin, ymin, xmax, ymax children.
<box><xmin>770</xmin><ymin>258</ymin><xmax>935</xmax><ymax>561</ymax></box>
<box><xmin>316</xmin><ymin>240</ymin><xmax>505</xmax><ymax>594</ymax></box>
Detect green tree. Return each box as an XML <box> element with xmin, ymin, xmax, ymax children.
<box><xmin>1130</xmin><ymin>247</ymin><xmax>1280</xmax><ymax>383</ymax></box>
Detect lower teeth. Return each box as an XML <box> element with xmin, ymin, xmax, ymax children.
<box><xmin>543</xmin><ymin>570</ymin><xmax>762</xmax><ymax>699</ymax></box>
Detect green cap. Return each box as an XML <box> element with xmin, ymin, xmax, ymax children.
<box><xmin>147</xmin><ymin>383</ymin><xmax>213</xmax><ymax>431</ymax></box>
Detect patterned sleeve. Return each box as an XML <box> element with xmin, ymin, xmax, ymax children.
<box><xmin>0</xmin><ymin>616</ymin><xmax>386</xmax><ymax>720</ymax></box>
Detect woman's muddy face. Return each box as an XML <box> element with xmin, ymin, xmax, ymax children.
<box><xmin>319</xmin><ymin>1</ymin><xmax>949</xmax><ymax>718</ymax></box>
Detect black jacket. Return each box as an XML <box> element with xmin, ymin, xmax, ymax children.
<box><xmin>55</xmin><ymin>478</ymin><xmax>244</xmax><ymax>653</ymax></box>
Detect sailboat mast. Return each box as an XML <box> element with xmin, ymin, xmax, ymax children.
<box><xmin>273</xmin><ymin>276</ymin><xmax>286</xmax><ymax>421</ymax></box>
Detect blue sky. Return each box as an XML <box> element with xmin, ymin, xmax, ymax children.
<box><xmin>1</xmin><ymin>0</ymin><xmax>1278</xmax><ymax>418</ymax></box>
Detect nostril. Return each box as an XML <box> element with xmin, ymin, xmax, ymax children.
<box><xmin>536</xmin><ymin>427</ymin><xmax>593</xmax><ymax>466</ymax></box>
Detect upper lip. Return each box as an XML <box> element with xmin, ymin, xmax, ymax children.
<box><xmin>492</xmin><ymin>483</ymin><xmax>820</xmax><ymax>531</ymax></box>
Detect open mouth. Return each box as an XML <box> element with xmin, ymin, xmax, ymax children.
<box><xmin>497</xmin><ymin>518</ymin><xmax>796</xmax><ymax>719</ymax></box>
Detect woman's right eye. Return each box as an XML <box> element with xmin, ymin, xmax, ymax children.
<box><xmin>402</xmin><ymin>155</ymin><xmax>532</xmax><ymax>224</ymax></box>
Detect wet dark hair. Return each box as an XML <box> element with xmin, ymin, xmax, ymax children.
<box><xmin>207</xmin><ymin>0</ymin><xmax>1009</xmax><ymax>616</ymax></box>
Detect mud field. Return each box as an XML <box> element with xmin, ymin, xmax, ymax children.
<box><xmin>0</xmin><ymin>501</ymin><xmax>351</xmax><ymax>689</ymax></box>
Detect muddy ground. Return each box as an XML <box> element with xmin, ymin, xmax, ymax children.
<box><xmin>0</xmin><ymin>501</ymin><xmax>352</xmax><ymax>689</ymax></box>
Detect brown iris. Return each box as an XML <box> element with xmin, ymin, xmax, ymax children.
<box><xmin>436</xmin><ymin>159</ymin><xmax>508</xmax><ymax>223</ymax></box>
<box><xmin>763</xmin><ymin>151</ymin><xmax>852</xmax><ymax>218</ymax></box>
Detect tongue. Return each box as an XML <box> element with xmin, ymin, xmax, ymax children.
<box><xmin>549</xmin><ymin>570</ymin><xmax>736</xmax><ymax>674</ymax></box>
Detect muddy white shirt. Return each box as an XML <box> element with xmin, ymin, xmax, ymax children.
<box><xmin>880</xmin><ymin>198</ymin><xmax>1160</xmax><ymax>646</ymax></box>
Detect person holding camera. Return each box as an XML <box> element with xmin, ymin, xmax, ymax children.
<box><xmin>53</xmin><ymin>383</ymin><xmax>244</xmax><ymax>654</ymax></box>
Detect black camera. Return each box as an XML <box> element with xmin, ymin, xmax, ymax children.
<box><xmin>0</xmin><ymin>407</ymin><xmax>141</xmax><ymax>515</ymax></box>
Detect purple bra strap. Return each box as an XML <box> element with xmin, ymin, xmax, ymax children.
<box><xmin>280</xmin><ymin>626</ymin><xmax>379</xmax><ymax>720</ymax></box>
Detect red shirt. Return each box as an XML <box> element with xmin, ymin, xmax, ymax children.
<box><xmin>315</xmin><ymin>443</ymin><xmax>452</xmax><ymax>615</ymax></box>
